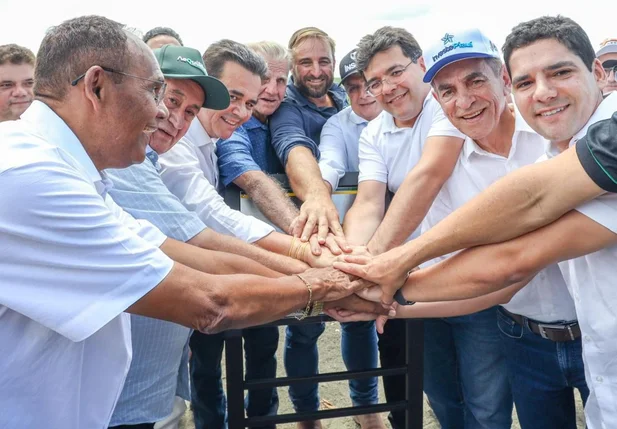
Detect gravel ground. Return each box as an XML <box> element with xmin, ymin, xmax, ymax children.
<box><xmin>179</xmin><ymin>322</ymin><xmax>586</xmax><ymax>428</ymax></box>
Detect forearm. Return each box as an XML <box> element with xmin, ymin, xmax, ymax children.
<box><xmin>190</xmin><ymin>229</ymin><xmax>308</xmax><ymax>275</ymax></box>
<box><xmin>236</xmin><ymin>171</ymin><xmax>299</xmax><ymax>232</ymax></box>
<box><xmin>129</xmin><ymin>263</ymin><xmax>311</xmax><ymax>334</ymax></box>
<box><xmin>396</xmin><ymin>281</ymin><xmax>528</xmax><ymax>318</ymax></box>
<box><xmin>369</xmin><ymin>168</ymin><xmax>447</xmax><ymax>254</ymax></box>
<box><xmin>286</xmin><ymin>146</ymin><xmax>331</xmax><ymax>202</ymax></box>
<box><xmin>399</xmin><ymin>147</ymin><xmax>604</xmax><ymax>269</ymax></box>
<box><xmin>343</xmin><ymin>201</ymin><xmax>384</xmax><ymax>246</ymax></box>
<box><xmin>161</xmin><ymin>237</ymin><xmax>282</xmax><ymax>278</ymax></box>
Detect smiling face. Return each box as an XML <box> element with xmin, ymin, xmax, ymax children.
<box><xmin>291</xmin><ymin>37</ymin><xmax>335</xmax><ymax>101</ymax></box>
<box><xmin>343</xmin><ymin>74</ymin><xmax>382</xmax><ymax>121</ymax></box>
<box><xmin>150</xmin><ymin>78</ymin><xmax>204</xmax><ymax>154</ymax></box>
<box><xmin>363</xmin><ymin>45</ymin><xmax>430</xmax><ymax>127</ymax></box>
<box><xmin>202</xmin><ymin>60</ymin><xmax>261</xmax><ymax>139</ymax></box>
<box><xmin>433</xmin><ymin>58</ymin><xmax>510</xmax><ymax>140</ymax></box>
<box><xmin>509</xmin><ymin>38</ymin><xmax>605</xmax><ymax>146</ymax></box>
<box><xmin>254</xmin><ymin>57</ymin><xmax>288</xmax><ymax>121</ymax></box>
<box><xmin>0</xmin><ymin>62</ymin><xmax>34</xmax><ymax>122</ymax></box>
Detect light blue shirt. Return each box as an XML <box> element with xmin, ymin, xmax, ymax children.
<box><xmin>105</xmin><ymin>150</ymin><xmax>206</xmax><ymax>425</ymax></box>
<box><xmin>318</xmin><ymin>106</ymin><xmax>368</xmax><ymax>190</ymax></box>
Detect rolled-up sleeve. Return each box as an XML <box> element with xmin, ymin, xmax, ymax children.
<box><xmin>217</xmin><ymin>127</ymin><xmax>262</xmax><ymax>187</ymax></box>
<box><xmin>319</xmin><ymin>114</ymin><xmax>348</xmax><ymax>190</ymax></box>
<box><xmin>0</xmin><ymin>162</ymin><xmax>174</xmax><ymax>342</ymax></box>
<box><xmin>576</xmin><ymin>113</ymin><xmax>617</xmax><ymax>193</ymax></box>
<box><xmin>270</xmin><ymin>102</ymin><xmax>320</xmax><ymax>167</ymax></box>
<box><xmin>159</xmin><ymin>139</ymin><xmax>274</xmax><ymax>243</ymax></box>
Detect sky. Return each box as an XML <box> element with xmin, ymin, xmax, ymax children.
<box><xmin>0</xmin><ymin>0</ymin><xmax>613</xmax><ymax>78</ymax></box>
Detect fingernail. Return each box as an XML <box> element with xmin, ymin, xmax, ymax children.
<box><xmin>388</xmin><ymin>310</ymin><xmax>396</xmax><ymax>317</ymax></box>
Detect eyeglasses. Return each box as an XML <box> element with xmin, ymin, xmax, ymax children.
<box><xmin>365</xmin><ymin>59</ymin><xmax>416</xmax><ymax>97</ymax></box>
<box><xmin>71</xmin><ymin>66</ymin><xmax>167</xmax><ymax>105</ymax></box>
<box><xmin>603</xmin><ymin>65</ymin><xmax>617</xmax><ymax>76</ymax></box>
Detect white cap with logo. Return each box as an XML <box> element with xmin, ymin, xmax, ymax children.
<box><xmin>423</xmin><ymin>28</ymin><xmax>501</xmax><ymax>83</ymax></box>
<box><xmin>596</xmin><ymin>40</ymin><xmax>617</xmax><ymax>57</ymax></box>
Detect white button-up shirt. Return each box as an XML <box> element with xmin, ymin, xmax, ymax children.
<box><xmin>543</xmin><ymin>92</ymin><xmax>617</xmax><ymax>429</ymax></box>
<box><xmin>423</xmin><ymin>110</ymin><xmax>576</xmax><ymax>322</ymax></box>
<box><xmin>319</xmin><ymin>106</ymin><xmax>368</xmax><ymax>190</ymax></box>
<box><xmin>0</xmin><ymin>101</ymin><xmax>174</xmax><ymax>429</ymax></box>
<box><xmin>159</xmin><ymin>119</ymin><xmax>275</xmax><ymax>243</ymax></box>
<box><xmin>358</xmin><ymin>92</ymin><xmax>464</xmax><ymax>239</ymax></box>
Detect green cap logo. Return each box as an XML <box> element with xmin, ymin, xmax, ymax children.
<box><xmin>176</xmin><ymin>56</ymin><xmax>207</xmax><ymax>75</ymax></box>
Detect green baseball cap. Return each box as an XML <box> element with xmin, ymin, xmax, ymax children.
<box><xmin>154</xmin><ymin>45</ymin><xmax>230</xmax><ymax>110</ymax></box>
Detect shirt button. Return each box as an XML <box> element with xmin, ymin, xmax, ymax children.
<box><xmin>596</xmin><ymin>376</ymin><xmax>603</xmax><ymax>383</ymax></box>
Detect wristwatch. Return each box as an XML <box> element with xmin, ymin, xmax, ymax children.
<box><xmin>393</xmin><ymin>288</ymin><xmax>415</xmax><ymax>306</ymax></box>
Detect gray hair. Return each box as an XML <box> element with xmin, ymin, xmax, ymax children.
<box><xmin>356</xmin><ymin>26</ymin><xmax>423</xmax><ymax>73</ymax></box>
<box><xmin>203</xmin><ymin>39</ymin><xmax>268</xmax><ymax>81</ymax></box>
<box><xmin>247</xmin><ymin>41</ymin><xmax>291</xmax><ymax>69</ymax></box>
<box><xmin>34</xmin><ymin>15</ymin><xmax>131</xmax><ymax>100</ymax></box>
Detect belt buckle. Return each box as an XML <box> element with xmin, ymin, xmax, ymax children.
<box><xmin>537</xmin><ymin>322</ymin><xmax>576</xmax><ymax>341</ymax></box>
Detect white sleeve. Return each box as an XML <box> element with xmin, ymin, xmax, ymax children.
<box><xmin>427</xmin><ymin>104</ymin><xmax>466</xmax><ymax>139</ymax></box>
<box><xmin>319</xmin><ymin>115</ymin><xmax>348</xmax><ymax>190</ymax></box>
<box><xmin>105</xmin><ymin>194</ymin><xmax>169</xmax><ymax>247</ymax></box>
<box><xmin>159</xmin><ymin>139</ymin><xmax>274</xmax><ymax>243</ymax></box>
<box><xmin>358</xmin><ymin>125</ymin><xmax>388</xmax><ymax>184</ymax></box>
<box><xmin>574</xmin><ymin>194</ymin><xmax>617</xmax><ymax>234</ymax></box>
<box><xmin>0</xmin><ymin>162</ymin><xmax>174</xmax><ymax>342</ymax></box>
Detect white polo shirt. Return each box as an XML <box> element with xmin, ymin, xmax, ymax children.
<box><xmin>358</xmin><ymin>92</ymin><xmax>464</xmax><ymax>238</ymax></box>
<box><xmin>319</xmin><ymin>106</ymin><xmax>368</xmax><ymax>190</ymax></box>
<box><xmin>159</xmin><ymin>119</ymin><xmax>274</xmax><ymax>243</ymax></box>
<box><xmin>543</xmin><ymin>92</ymin><xmax>617</xmax><ymax>429</ymax></box>
<box><xmin>423</xmin><ymin>110</ymin><xmax>576</xmax><ymax>322</ymax></box>
<box><xmin>0</xmin><ymin>101</ymin><xmax>174</xmax><ymax>429</ymax></box>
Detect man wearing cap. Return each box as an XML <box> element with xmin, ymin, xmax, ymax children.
<box><xmin>406</xmin><ymin>28</ymin><xmax>584</xmax><ymax>429</ymax></box>
<box><xmin>338</xmin><ymin>15</ymin><xmax>617</xmax><ymax>429</ymax></box>
<box><xmin>596</xmin><ymin>38</ymin><xmax>617</xmax><ymax>94</ymax></box>
<box><xmin>340</xmin><ymin>26</ymin><xmax>465</xmax><ymax>429</ymax></box>
<box><xmin>318</xmin><ymin>48</ymin><xmax>382</xmax><ymax>190</ymax></box>
<box><xmin>217</xmin><ymin>41</ymin><xmax>300</xmax><ymax>232</ymax></box>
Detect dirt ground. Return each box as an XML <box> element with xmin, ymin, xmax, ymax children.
<box><xmin>179</xmin><ymin>322</ymin><xmax>586</xmax><ymax>428</ymax></box>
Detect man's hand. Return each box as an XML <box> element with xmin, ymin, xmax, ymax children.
<box><xmin>290</xmin><ymin>196</ymin><xmax>349</xmax><ymax>252</ymax></box>
<box><xmin>324</xmin><ymin>294</ymin><xmax>395</xmax><ymax>323</ymax></box>
<box><xmin>333</xmin><ymin>245</ymin><xmax>412</xmax><ymax>305</ymax></box>
<box><xmin>305</xmin><ymin>245</ymin><xmax>337</xmax><ymax>268</ymax></box>
<box><xmin>299</xmin><ymin>267</ymin><xmax>374</xmax><ymax>302</ymax></box>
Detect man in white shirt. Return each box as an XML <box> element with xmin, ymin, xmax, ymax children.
<box><xmin>318</xmin><ymin>48</ymin><xmax>382</xmax><ymax>190</ymax></box>
<box><xmin>419</xmin><ymin>28</ymin><xmax>585</xmax><ymax>428</ymax></box>
<box><xmin>338</xmin><ymin>16</ymin><xmax>617</xmax><ymax>429</ymax></box>
<box><xmin>0</xmin><ymin>16</ymin><xmax>381</xmax><ymax>429</ymax></box>
<box><xmin>342</xmin><ymin>26</ymin><xmax>474</xmax><ymax>429</ymax></box>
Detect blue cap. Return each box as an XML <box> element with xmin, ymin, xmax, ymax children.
<box><xmin>423</xmin><ymin>29</ymin><xmax>500</xmax><ymax>83</ymax></box>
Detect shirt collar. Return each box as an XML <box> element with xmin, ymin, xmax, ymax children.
<box><xmin>145</xmin><ymin>145</ymin><xmax>159</xmax><ymax>166</ymax></box>
<box><xmin>382</xmin><ymin>91</ymin><xmax>433</xmax><ymax>134</ymax></box>
<box><xmin>349</xmin><ymin>108</ymin><xmax>368</xmax><ymax>125</ymax></box>
<box><xmin>20</xmin><ymin>101</ymin><xmax>102</xmax><ymax>184</ymax></box>
<box><xmin>188</xmin><ymin>118</ymin><xmax>219</xmax><ymax>148</ymax></box>
<box><xmin>545</xmin><ymin>91</ymin><xmax>617</xmax><ymax>158</ymax></box>
<box><xmin>243</xmin><ymin>115</ymin><xmax>268</xmax><ymax>131</ymax></box>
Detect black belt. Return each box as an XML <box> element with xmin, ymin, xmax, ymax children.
<box><xmin>501</xmin><ymin>308</ymin><xmax>581</xmax><ymax>342</ymax></box>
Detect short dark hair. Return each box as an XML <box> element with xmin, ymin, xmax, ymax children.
<box><xmin>356</xmin><ymin>26</ymin><xmax>423</xmax><ymax>73</ymax></box>
<box><xmin>0</xmin><ymin>44</ymin><xmax>35</xmax><ymax>66</ymax></box>
<box><xmin>203</xmin><ymin>39</ymin><xmax>268</xmax><ymax>81</ymax></box>
<box><xmin>34</xmin><ymin>15</ymin><xmax>131</xmax><ymax>100</ymax></box>
<box><xmin>143</xmin><ymin>26</ymin><xmax>183</xmax><ymax>46</ymax></box>
<box><xmin>502</xmin><ymin>16</ymin><xmax>595</xmax><ymax>77</ymax></box>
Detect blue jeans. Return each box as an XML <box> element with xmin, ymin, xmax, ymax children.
<box><xmin>284</xmin><ymin>321</ymin><xmax>378</xmax><ymax>411</ymax></box>
<box><xmin>424</xmin><ymin>307</ymin><xmax>512</xmax><ymax>429</ymax></box>
<box><xmin>189</xmin><ymin>327</ymin><xmax>279</xmax><ymax>429</ymax></box>
<box><xmin>497</xmin><ymin>307</ymin><xmax>589</xmax><ymax>429</ymax></box>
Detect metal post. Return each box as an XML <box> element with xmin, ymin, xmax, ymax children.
<box><xmin>405</xmin><ymin>319</ymin><xmax>424</xmax><ymax>429</ymax></box>
<box><xmin>225</xmin><ymin>330</ymin><xmax>245</xmax><ymax>429</ymax></box>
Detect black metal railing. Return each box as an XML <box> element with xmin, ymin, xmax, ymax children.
<box><xmin>222</xmin><ymin>174</ymin><xmax>424</xmax><ymax>428</ymax></box>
